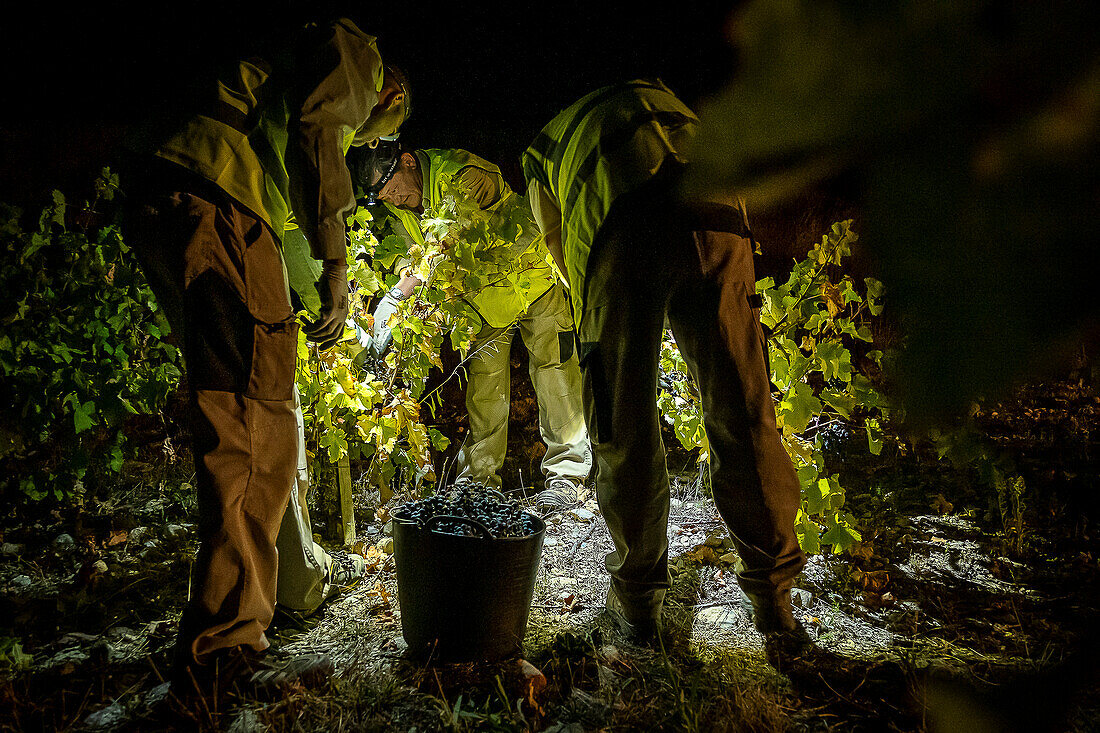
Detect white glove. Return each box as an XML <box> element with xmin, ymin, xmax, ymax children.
<box><xmin>370</xmin><ymin>287</ymin><xmax>404</xmax><ymax>357</ymax></box>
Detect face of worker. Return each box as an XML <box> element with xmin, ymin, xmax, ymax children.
<box><xmin>378</xmin><ymin>152</ymin><xmax>423</xmax><ymax>212</ymax></box>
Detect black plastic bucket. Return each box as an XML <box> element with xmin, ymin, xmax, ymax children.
<box><xmin>393</xmin><ymin>510</ymin><xmax>546</xmax><ymax>662</ymax></box>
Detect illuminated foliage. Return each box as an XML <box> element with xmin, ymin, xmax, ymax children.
<box><xmin>658</xmin><ymin>221</ymin><xmax>887</xmax><ymax>553</ymax></box>
<box><xmin>296</xmin><ymin>180</ymin><xmax>549</xmax><ymax>496</ymax></box>
<box><xmin>0</xmin><ymin>170</ymin><xmax>182</xmax><ymax>501</ymax></box>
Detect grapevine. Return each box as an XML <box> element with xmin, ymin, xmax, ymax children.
<box><xmin>659</xmin><ymin>220</ymin><xmax>888</xmax><ymax>553</ymax></box>
<box><xmin>0</xmin><ymin>169</ymin><xmax>182</xmax><ymax>502</ymax></box>
<box><xmin>295</xmin><ymin>177</ymin><xmax>550</xmax><ymax>498</ymax></box>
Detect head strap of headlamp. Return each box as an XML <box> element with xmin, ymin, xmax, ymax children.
<box><xmin>364</xmin><ymin>142</ymin><xmax>402</xmax><ymax>205</ymax></box>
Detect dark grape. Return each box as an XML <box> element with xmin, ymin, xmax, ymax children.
<box><xmin>395</xmin><ymin>480</ymin><xmax>540</xmax><ymax>539</ymax></box>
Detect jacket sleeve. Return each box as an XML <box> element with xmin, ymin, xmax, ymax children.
<box><xmin>286</xmin><ymin>21</ymin><xmax>384</xmax><ymax>261</ymax></box>
<box><xmin>527</xmin><ymin>179</ymin><xmax>569</xmax><ymax>289</ymax></box>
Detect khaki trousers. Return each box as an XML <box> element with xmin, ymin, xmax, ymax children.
<box><xmin>125</xmin><ymin>162</ymin><xmax>299</xmax><ymax>665</ymax></box>
<box><xmin>273</xmin><ymin>386</ymin><xmax>334</xmax><ymax>613</ymax></box>
<box><xmin>272</xmin><ymin>229</ymin><xmax>339</xmax><ymax>612</ymax></box>
<box><xmin>577</xmin><ymin>165</ymin><xmax>805</xmax><ymax>617</ymax></box>
<box><xmin>455</xmin><ymin>284</ymin><xmax>592</xmax><ymax>489</ymax></box>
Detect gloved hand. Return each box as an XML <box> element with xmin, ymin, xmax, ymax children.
<box><xmin>370</xmin><ymin>288</ymin><xmax>403</xmax><ymax>357</ymax></box>
<box><xmin>304</xmin><ymin>259</ymin><xmax>350</xmax><ymax>350</ymax></box>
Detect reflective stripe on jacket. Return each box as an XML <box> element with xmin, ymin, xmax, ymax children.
<box><xmin>154</xmin><ymin>18</ymin><xmax>384</xmax><ymax>260</ymax></box>
<box><xmin>521</xmin><ymin>79</ymin><xmax>697</xmax><ymax>318</ymax></box>
<box><xmin>388</xmin><ymin>148</ymin><xmax>556</xmax><ymax>329</ymax></box>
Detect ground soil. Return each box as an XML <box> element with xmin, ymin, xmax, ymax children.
<box><xmin>0</xmin><ymin>349</ymin><xmax>1098</xmax><ymax>732</ymax></box>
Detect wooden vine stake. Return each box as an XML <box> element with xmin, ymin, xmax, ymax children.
<box><xmin>309</xmin><ymin>342</ymin><xmax>356</xmax><ymax>546</ymax></box>
<box><xmin>337</xmin><ymin>455</ymin><xmax>356</xmax><ymax>546</ymax></box>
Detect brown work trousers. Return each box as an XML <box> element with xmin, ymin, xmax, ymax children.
<box><xmin>124</xmin><ymin>161</ymin><xmax>298</xmax><ymax>666</ymax></box>
<box><xmin>577</xmin><ymin>164</ymin><xmax>805</xmax><ymax>618</ymax></box>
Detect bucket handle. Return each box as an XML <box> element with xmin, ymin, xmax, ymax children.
<box><xmin>423</xmin><ymin>514</ymin><xmax>494</xmax><ymax>539</ymax></box>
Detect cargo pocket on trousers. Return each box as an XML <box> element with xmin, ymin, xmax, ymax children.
<box><xmin>241</xmin><ymin>315</ymin><xmax>299</xmax><ymax>525</ymax></box>
<box><xmin>242</xmin><ymin>219</ymin><xmax>297</xmax><ymax>402</ymax></box>
<box><xmin>242</xmin><ymin>389</ymin><xmax>298</xmax><ymax>526</ymax></box>
<box><xmin>246</xmin><ymin>317</ymin><xmax>299</xmax><ymax>402</ymax></box>
<box><xmin>578</xmin><ymin>342</ymin><xmax>613</xmax><ymax>444</ymax></box>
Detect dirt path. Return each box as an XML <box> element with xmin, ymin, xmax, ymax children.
<box><xmin>2</xmin><ymin>377</ymin><xmax>1098</xmax><ymax>731</ymax></box>
<box><xmin>262</xmin><ymin>466</ymin><xmax>1098</xmax><ymax>732</ymax></box>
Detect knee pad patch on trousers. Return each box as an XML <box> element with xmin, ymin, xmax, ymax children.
<box><xmin>559</xmin><ymin>330</ymin><xmax>575</xmax><ymax>364</ymax></box>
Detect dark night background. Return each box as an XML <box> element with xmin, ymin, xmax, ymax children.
<box><xmin>0</xmin><ymin>2</ymin><xmax>742</xmax><ymax>205</ymax></box>
<box><xmin>2</xmin><ymin>6</ymin><xmax>1100</xmax><ymax>730</ymax></box>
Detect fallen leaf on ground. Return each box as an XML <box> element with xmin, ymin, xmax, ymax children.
<box><xmin>103</xmin><ymin>530</ymin><xmax>128</xmax><ymax>547</ymax></box>
<box><xmin>683</xmin><ymin>545</ymin><xmax>722</xmax><ymax>566</ymax></box>
<box><xmin>369</xmin><ymin>581</ymin><xmax>391</xmax><ymax>606</ymax></box>
<box><xmin>851</xmin><ymin>568</ymin><xmax>891</xmax><ymax>592</ymax></box>
<box><xmin>517</xmin><ymin>658</ymin><xmax>547</xmax><ymax>712</ymax></box>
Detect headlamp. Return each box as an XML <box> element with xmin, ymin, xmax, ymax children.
<box><xmin>364</xmin><ymin>144</ymin><xmax>401</xmax><ymax>205</ymax></box>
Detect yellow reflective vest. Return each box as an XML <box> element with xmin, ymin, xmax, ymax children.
<box><xmin>153</xmin><ymin>18</ymin><xmax>385</xmax><ymax>260</ymax></box>
<box><xmin>521</xmin><ymin>79</ymin><xmax>697</xmax><ymax>318</ymax></box>
<box><xmin>387</xmin><ymin>149</ymin><xmax>556</xmax><ymax>329</ymax></box>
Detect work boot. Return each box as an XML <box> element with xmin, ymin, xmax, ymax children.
<box><xmin>738</xmin><ymin>586</ymin><xmax>800</xmax><ymax>634</ymax></box>
<box><xmin>140</xmin><ymin>656</ymin><xmax>242</xmax><ymax>727</ymax></box>
<box><xmin>167</xmin><ymin>645</ymin><xmax>259</xmax><ymax>702</ymax></box>
<box><xmin>738</xmin><ymin>587</ymin><xmax>815</xmax><ymax>669</ymax></box>
<box><xmin>272</xmin><ymin>550</ymin><xmax>369</xmax><ymax>629</ymax></box>
<box><xmin>535</xmin><ymin>478</ymin><xmax>581</xmax><ymax>511</ymax></box>
<box><xmin>762</xmin><ymin>624</ymin><xmax>815</xmax><ymax>670</ymax></box>
<box><xmin>604</xmin><ymin>586</ymin><xmax>662</xmax><ymax>645</ymax></box>
<box><xmin>144</xmin><ymin>645</ymin><xmax>334</xmax><ymax>725</ymax></box>
<box><xmin>321</xmin><ymin>549</ymin><xmax>369</xmax><ymax>602</ymax></box>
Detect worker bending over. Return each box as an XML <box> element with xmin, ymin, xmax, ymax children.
<box><xmin>122</xmin><ymin>16</ymin><xmax>409</xmax><ymax>699</ymax></box>
<box><xmin>348</xmin><ymin>143</ymin><xmax>592</xmax><ymax>509</ymax></box>
<box><xmin>523</xmin><ymin>79</ymin><xmax>810</xmax><ymax>659</ymax></box>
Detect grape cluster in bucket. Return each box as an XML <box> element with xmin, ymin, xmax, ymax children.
<box><xmin>396</xmin><ymin>482</ymin><xmax>540</xmax><ymax>539</ymax></box>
